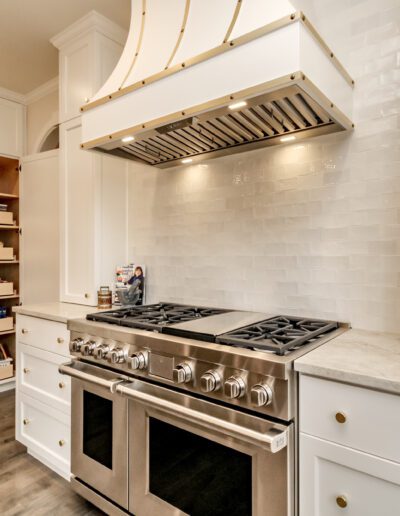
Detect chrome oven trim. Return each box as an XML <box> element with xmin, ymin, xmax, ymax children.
<box><xmin>62</xmin><ymin>361</ymin><xmax>129</xmax><ymax>510</ymax></box>
<box><xmin>118</xmin><ymin>379</ymin><xmax>294</xmax><ymax>516</ymax></box>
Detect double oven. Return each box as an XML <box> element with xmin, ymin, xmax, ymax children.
<box><xmin>61</xmin><ymin>360</ymin><xmax>293</xmax><ymax>516</ymax></box>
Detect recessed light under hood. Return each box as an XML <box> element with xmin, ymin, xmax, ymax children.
<box><xmin>80</xmin><ymin>1</ymin><xmax>354</xmax><ymax>168</ymax></box>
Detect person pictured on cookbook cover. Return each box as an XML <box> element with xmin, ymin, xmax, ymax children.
<box><xmin>128</xmin><ymin>265</ymin><xmax>145</xmax><ymax>304</ymax></box>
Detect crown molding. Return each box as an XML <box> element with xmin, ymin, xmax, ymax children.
<box><xmin>51</xmin><ymin>10</ymin><xmax>128</xmax><ymax>49</ymax></box>
<box><xmin>0</xmin><ymin>86</ymin><xmax>26</xmax><ymax>104</ymax></box>
<box><xmin>0</xmin><ymin>76</ymin><xmax>59</xmax><ymax>106</ymax></box>
<box><xmin>25</xmin><ymin>77</ymin><xmax>59</xmax><ymax>105</ymax></box>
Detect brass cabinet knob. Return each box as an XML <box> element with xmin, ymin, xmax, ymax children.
<box><xmin>84</xmin><ymin>293</ymin><xmax>90</xmax><ymax>299</ymax></box>
<box><xmin>21</xmin><ymin>328</ymin><xmax>28</xmax><ymax>334</ymax></box>
<box><xmin>58</xmin><ymin>382</ymin><xmax>65</xmax><ymax>389</ymax></box>
<box><xmin>23</xmin><ymin>368</ymin><xmax>30</xmax><ymax>374</ymax></box>
<box><xmin>58</xmin><ymin>439</ymin><xmax>65</xmax><ymax>447</ymax></box>
<box><xmin>23</xmin><ymin>418</ymin><xmax>30</xmax><ymax>425</ymax></box>
<box><xmin>336</xmin><ymin>495</ymin><xmax>347</xmax><ymax>508</ymax></box>
<box><xmin>335</xmin><ymin>412</ymin><xmax>347</xmax><ymax>424</ymax></box>
<box><xmin>57</xmin><ymin>337</ymin><xmax>64</xmax><ymax>344</ymax></box>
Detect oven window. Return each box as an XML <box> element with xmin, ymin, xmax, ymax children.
<box><xmin>83</xmin><ymin>391</ymin><xmax>113</xmax><ymax>469</ymax></box>
<box><xmin>149</xmin><ymin>417</ymin><xmax>252</xmax><ymax>516</ymax></box>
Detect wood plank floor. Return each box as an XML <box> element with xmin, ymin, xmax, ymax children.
<box><xmin>0</xmin><ymin>390</ymin><xmax>104</xmax><ymax>515</ymax></box>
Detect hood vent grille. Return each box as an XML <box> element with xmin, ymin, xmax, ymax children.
<box><xmin>105</xmin><ymin>84</ymin><xmax>337</xmax><ymax>168</ymax></box>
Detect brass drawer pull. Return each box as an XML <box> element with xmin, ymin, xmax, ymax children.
<box><xmin>84</xmin><ymin>293</ymin><xmax>90</xmax><ymax>299</ymax></box>
<box><xmin>23</xmin><ymin>418</ymin><xmax>30</xmax><ymax>425</ymax></box>
<box><xmin>58</xmin><ymin>439</ymin><xmax>65</xmax><ymax>447</ymax></box>
<box><xmin>57</xmin><ymin>337</ymin><xmax>64</xmax><ymax>344</ymax></box>
<box><xmin>336</xmin><ymin>495</ymin><xmax>347</xmax><ymax>508</ymax></box>
<box><xmin>335</xmin><ymin>412</ymin><xmax>347</xmax><ymax>424</ymax></box>
<box><xmin>58</xmin><ymin>382</ymin><xmax>65</xmax><ymax>389</ymax></box>
<box><xmin>23</xmin><ymin>368</ymin><xmax>30</xmax><ymax>374</ymax></box>
<box><xmin>21</xmin><ymin>328</ymin><xmax>28</xmax><ymax>334</ymax></box>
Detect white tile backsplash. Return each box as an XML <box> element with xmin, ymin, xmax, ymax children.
<box><xmin>127</xmin><ymin>0</ymin><xmax>400</xmax><ymax>333</ymax></box>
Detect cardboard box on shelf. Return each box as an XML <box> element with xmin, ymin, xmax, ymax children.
<box><xmin>0</xmin><ymin>317</ymin><xmax>13</xmax><ymax>332</ymax></box>
<box><xmin>0</xmin><ymin>247</ymin><xmax>14</xmax><ymax>260</ymax></box>
<box><xmin>0</xmin><ymin>281</ymin><xmax>13</xmax><ymax>296</ymax></box>
<box><xmin>0</xmin><ymin>212</ymin><xmax>14</xmax><ymax>225</ymax></box>
<box><xmin>0</xmin><ymin>360</ymin><xmax>13</xmax><ymax>380</ymax></box>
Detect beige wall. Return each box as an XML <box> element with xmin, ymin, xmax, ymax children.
<box><xmin>26</xmin><ymin>89</ymin><xmax>58</xmax><ymax>155</ymax></box>
<box><xmin>127</xmin><ymin>0</ymin><xmax>400</xmax><ymax>333</ymax></box>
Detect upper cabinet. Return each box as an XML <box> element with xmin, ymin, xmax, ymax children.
<box><xmin>0</xmin><ymin>98</ymin><xmax>24</xmax><ymax>158</ymax></box>
<box><xmin>51</xmin><ymin>11</ymin><xmax>128</xmax><ymax>123</ymax></box>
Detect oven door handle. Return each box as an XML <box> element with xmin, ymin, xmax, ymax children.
<box><xmin>116</xmin><ymin>381</ymin><xmax>288</xmax><ymax>453</ymax></box>
<box><xmin>59</xmin><ymin>361</ymin><xmax>125</xmax><ymax>393</ymax></box>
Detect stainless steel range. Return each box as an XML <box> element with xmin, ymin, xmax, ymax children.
<box><xmin>60</xmin><ymin>303</ymin><xmax>348</xmax><ymax>516</ymax></box>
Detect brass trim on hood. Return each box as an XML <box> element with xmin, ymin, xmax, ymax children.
<box><xmin>165</xmin><ymin>0</ymin><xmax>191</xmax><ymax>70</ymax></box>
<box><xmin>223</xmin><ymin>0</ymin><xmax>243</xmax><ymax>43</ymax></box>
<box><xmin>81</xmin><ymin>11</ymin><xmax>354</xmax><ymax>113</ymax></box>
<box><xmin>120</xmin><ymin>0</ymin><xmax>147</xmax><ymax>89</ymax></box>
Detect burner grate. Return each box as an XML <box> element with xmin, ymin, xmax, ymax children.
<box><xmin>87</xmin><ymin>303</ymin><xmax>230</xmax><ymax>331</ymax></box>
<box><xmin>216</xmin><ymin>316</ymin><xmax>338</xmax><ymax>355</ymax></box>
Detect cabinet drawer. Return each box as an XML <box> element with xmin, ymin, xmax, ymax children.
<box><xmin>18</xmin><ymin>343</ymin><xmax>70</xmax><ymax>413</ymax></box>
<box><xmin>17</xmin><ymin>314</ymin><xmax>70</xmax><ymax>356</ymax></box>
<box><xmin>300</xmin><ymin>375</ymin><xmax>400</xmax><ymax>462</ymax></box>
<box><xmin>300</xmin><ymin>433</ymin><xmax>400</xmax><ymax>516</ymax></box>
<box><xmin>18</xmin><ymin>392</ymin><xmax>70</xmax><ymax>474</ymax></box>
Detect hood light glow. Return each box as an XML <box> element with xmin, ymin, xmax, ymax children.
<box><xmin>122</xmin><ymin>135</ymin><xmax>135</xmax><ymax>143</ymax></box>
<box><xmin>228</xmin><ymin>100</ymin><xmax>247</xmax><ymax>110</ymax></box>
<box><xmin>280</xmin><ymin>135</ymin><xmax>296</xmax><ymax>142</ymax></box>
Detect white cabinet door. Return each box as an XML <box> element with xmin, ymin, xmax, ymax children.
<box><xmin>58</xmin><ymin>32</ymin><xmax>123</xmax><ymax>123</ymax></box>
<box><xmin>300</xmin><ymin>433</ymin><xmax>400</xmax><ymax>516</ymax></box>
<box><xmin>59</xmin><ymin>35</ymin><xmax>95</xmax><ymax>123</ymax></box>
<box><xmin>60</xmin><ymin>119</ymin><xmax>128</xmax><ymax>305</ymax></box>
<box><xmin>60</xmin><ymin>118</ymin><xmax>98</xmax><ymax>305</ymax></box>
<box><xmin>0</xmin><ymin>97</ymin><xmax>24</xmax><ymax>157</ymax></box>
<box><xmin>20</xmin><ymin>150</ymin><xmax>60</xmax><ymax>304</ymax></box>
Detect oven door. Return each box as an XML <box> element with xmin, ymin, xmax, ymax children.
<box><xmin>116</xmin><ymin>380</ymin><xmax>294</xmax><ymax>516</ymax></box>
<box><xmin>59</xmin><ymin>361</ymin><xmax>129</xmax><ymax>510</ymax></box>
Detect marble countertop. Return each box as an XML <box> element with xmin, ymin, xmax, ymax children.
<box><xmin>12</xmin><ymin>302</ymin><xmax>110</xmax><ymax>324</ymax></box>
<box><xmin>295</xmin><ymin>329</ymin><xmax>400</xmax><ymax>394</ymax></box>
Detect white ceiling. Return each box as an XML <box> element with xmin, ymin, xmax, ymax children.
<box><xmin>0</xmin><ymin>0</ymin><xmax>131</xmax><ymax>94</ymax></box>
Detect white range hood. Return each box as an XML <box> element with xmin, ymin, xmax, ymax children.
<box><xmin>80</xmin><ymin>0</ymin><xmax>354</xmax><ymax>168</ymax></box>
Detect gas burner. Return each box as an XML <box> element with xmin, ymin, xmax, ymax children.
<box><xmin>87</xmin><ymin>303</ymin><xmax>231</xmax><ymax>331</ymax></box>
<box><xmin>216</xmin><ymin>316</ymin><xmax>338</xmax><ymax>355</ymax></box>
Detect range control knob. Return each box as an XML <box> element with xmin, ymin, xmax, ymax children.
<box><xmin>81</xmin><ymin>340</ymin><xmax>96</xmax><ymax>356</ymax></box>
<box><xmin>107</xmin><ymin>347</ymin><xmax>126</xmax><ymax>364</ymax></box>
<box><xmin>224</xmin><ymin>376</ymin><xmax>246</xmax><ymax>399</ymax></box>
<box><xmin>173</xmin><ymin>362</ymin><xmax>193</xmax><ymax>384</ymax></box>
<box><xmin>200</xmin><ymin>370</ymin><xmax>222</xmax><ymax>393</ymax></box>
<box><xmin>130</xmin><ymin>351</ymin><xmax>148</xmax><ymax>370</ymax></box>
<box><xmin>94</xmin><ymin>344</ymin><xmax>109</xmax><ymax>360</ymax></box>
<box><xmin>250</xmin><ymin>384</ymin><xmax>273</xmax><ymax>407</ymax></box>
<box><xmin>70</xmin><ymin>338</ymin><xmax>84</xmax><ymax>353</ymax></box>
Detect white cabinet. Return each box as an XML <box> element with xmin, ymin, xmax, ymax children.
<box><xmin>51</xmin><ymin>11</ymin><xmax>127</xmax><ymax>123</ymax></box>
<box><xmin>299</xmin><ymin>374</ymin><xmax>400</xmax><ymax>516</ymax></box>
<box><xmin>20</xmin><ymin>150</ymin><xmax>60</xmax><ymax>304</ymax></box>
<box><xmin>300</xmin><ymin>434</ymin><xmax>400</xmax><ymax>516</ymax></box>
<box><xmin>16</xmin><ymin>314</ymin><xmax>71</xmax><ymax>480</ymax></box>
<box><xmin>59</xmin><ymin>118</ymin><xmax>128</xmax><ymax>305</ymax></box>
<box><xmin>0</xmin><ymin>97</ymin><xmax>24</xmax><ymax>157</ymax></box>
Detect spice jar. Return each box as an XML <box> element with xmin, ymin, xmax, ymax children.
<box><xmin>97</xmin><ymin>286</ymin><xmax>112</xmax><ymax>309</ymax></box>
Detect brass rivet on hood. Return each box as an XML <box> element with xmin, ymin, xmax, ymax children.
<box><xmin>290</xmin><ymin>74</ymin><xmax>295</xmax><ymax>80</ymax></box>
<box><xmin>290</xmin><ymin>13</ymin><xmax>295</xmax><ymax>20</ymax></box>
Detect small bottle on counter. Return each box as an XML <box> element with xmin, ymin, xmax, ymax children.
<box><xmin>97</xmin><ymin>286</ymin><xmax>112</xmax><ymax>309</ymax></box>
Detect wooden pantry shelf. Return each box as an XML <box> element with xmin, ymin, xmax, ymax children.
<box><xmin>0</xmin><ymin>193</ymin><xmax>18</xmax><ymax>200</ymax></box>
<box><xmin>0</xmin><ymin>225</ymin><xmax>19</xmax><ymax>230</ymax></box>
<box><xmin>0</xmin><ymin>261</ymin><xmax>19</xmax><ymax>264</ymax></box>
<box><xmin>0</xmin><ymin>329</ymin><xmax>15</xmax><ymax>336</ymax></box>
<box><xmin>0</xmin><ymin>294</ymin><xmax>19</xmax><ymax>300</ymax></box>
